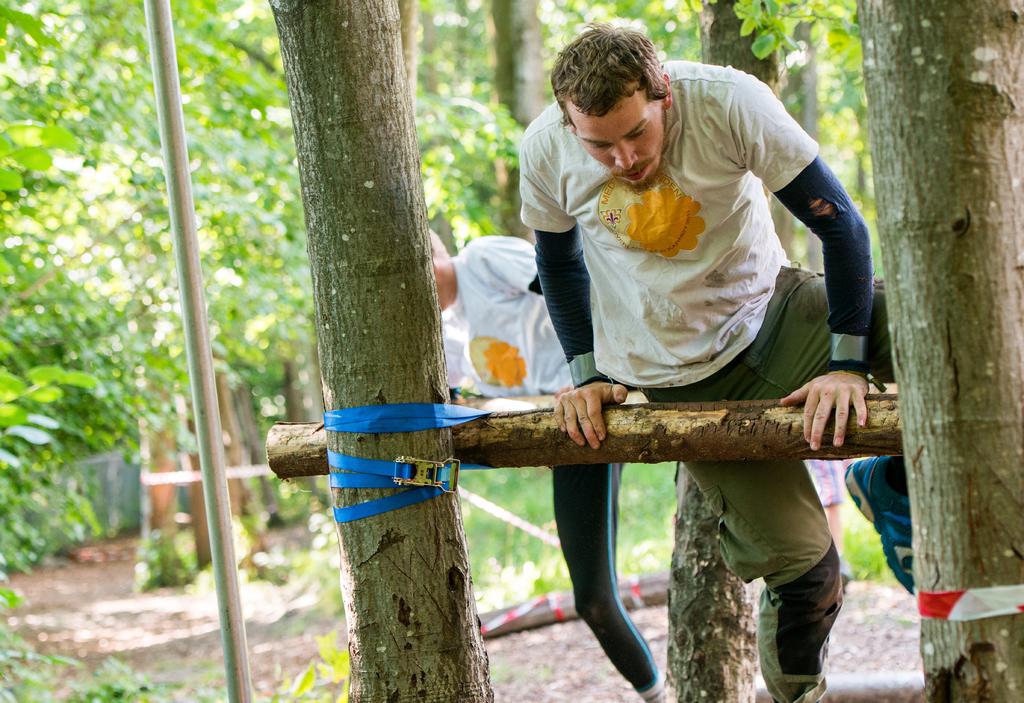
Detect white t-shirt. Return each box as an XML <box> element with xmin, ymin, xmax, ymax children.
<box><xmin>519</xmin><ymin>61</ymin><xmax>817</xmax><ymax>387</ymax></box>
<box><xmin>445</xmin><ymin>236</ymin><xmax>571</xmax><ymax>397</ymax></box>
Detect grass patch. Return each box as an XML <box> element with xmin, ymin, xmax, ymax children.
<box><xmin>840</xmin><ymin>501</ymin><xmax>897</xmax><ymax>586</ymax></box>
<box><xmin>460</xmin><ymin>462</ymin><xmax>677</xmax><ymax>611</ymax></box>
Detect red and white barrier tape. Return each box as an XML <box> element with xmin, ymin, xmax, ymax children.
<box><xmin>624</xmin><ymin>574</ymin><xmax>644</xmax><ymax>609</ymax></box>
<box><xmin>918</xmin><ymin>584</ymin><xmax>1024</xmax><ymax>621</ymax></box>
<box><xmin>548</xmin><ymin>592</ymin><xmax>567</xmax><ymax>622</ymax></box>
<box><xmin>480</xmin><ymin>595</ymin><xmax>547</xmax><ymax>635</ymax></box>
<box><xmin>458</xmin><ymin>486</ymin><xmax>561</xmax><ymax>548</ymax></box>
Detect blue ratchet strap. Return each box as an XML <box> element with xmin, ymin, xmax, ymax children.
<box><xmin>324</xmin><ymin>402</ymin><xmax>490</xmax><ymax>433</ymax></box>
<box><xmin>324</xmin><ymin>403</ymin><xmax>493</xmax><ymax>523</ymax></box>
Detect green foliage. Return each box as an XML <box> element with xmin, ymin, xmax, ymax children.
<box><xmin>271</xmin><ymin>632</ymin><xmax>350</xmax><ymax>703</ymax></box>
<box><xmin>0</xmin><ymin>365</ymin><xmax>99</xmax><ymax>577</ymax></box>
<box><xmin>1</xmin><ymin>592</ymin><xmax>215</xmax><ymax>703</ymax></box>
<box><xmin>417</xmin><ymin>94</ymin><xmax>522</xmax><ymax>244</ymax></box>
<box><xmin>841</xmin><ymin>502</ymin><xmax>894</xmax><ymax>584</ymax></box>
<box><xmin>134</xmin><ymin>529</ymin><xmax>197</xmax><ymax>590</ymax></box>
<box><xmin>0</xmin><ymin>0</ymin><xmax>879</xmax><ymax>581</ymax></box>
<box><xmin>66</xmin><ymin>660</ymin><xmax>175</xmax><ymax>703</ymax></box>
<box><xmin>0</xmin><ymin>591</ymin><xmax>76</xmax><ymax>703</ymax></box>
<box><xmin>730</xmin><ymin>0</ymin><xmax>860</xmax><ymax>63</ymax></box>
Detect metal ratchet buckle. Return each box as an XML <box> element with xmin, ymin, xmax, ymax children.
<box><xmin>393</xmin><ymin>456</ymin><xmax>460</xmax><ymax>492</ymax></box>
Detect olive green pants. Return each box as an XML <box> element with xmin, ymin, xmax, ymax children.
<box><xmin>645</xmin><ymin>267</ymin><xmax>893</xmax><ymax>703</ymax></box>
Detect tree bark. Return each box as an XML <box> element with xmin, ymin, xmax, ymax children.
<box><xmin>397</xmin><ymin>0</ymin><xmax>417</xmax><ymax>98</ymax></box>
<box><xmin>266</xmin><ymin>397</ymin><xmax>903</xmax><ymax>479</ymax></box>
<box><xmin>176</xmin><ymin>394</ymin><xmax>211</xmax><ymax>568</ymax></box>
<box><xmin>284</xmin><ymin>341</ymin><xmax>326</xmax><ymax>497</ymax></box>
<box><xmin>420</xmin><ymin>8</ymin><xmax>438</xmax><ymax>94</ymax></box>
<box><xmin>676</xmin><ymin>5</ymin><xmax>783</xmax><ymax>699</ymax></box>
<box><xmin>491</xmin><ymin>0</ymin><xmax>543</xmax><ymax>127</ymax></box>
<box><xmin>797</xmin><ymin>23</ymin><xmax>823</xmax><ymax>272</ymax></box>
<box><xmin>216</xmin><ymin>370</ymin><xmax>250</xmax><ymax>516</ymax></box>
<box><xmin>139</xmin><ymin>417</ymin><xmax>178</xmax><ymax>534</ymax></box>
<box><xmin>283</xmin><ymin>358</ymin><xmax>305</xmax><ymax>422</ymax></box>
<box><xmin>859</xmin><ymin>2</ymin><xmax>1024</xmax><ymax>700</ymax></box>
<box><xmin>700</xmin><ymin>0</ymin><xmax>780</xmax><ymax>87</ymax></box>
<box><xmin>669</xmin><ymin>469</ymin><xmax>757</xmax><ymax>702</ymax></box>
<box><xmin>234</xmin><ymin>382</ymin><xmax>280</xmax><ymax>525</ymax></box>
<box><xmin>269</xmin><ymin>2</ymin><xmax>491</xmax><ymax>701</ymax></box>
<box><xmin>490</xmin><ymin>0</ymin><xmax>543</xmax><ymax>239</ymax></box>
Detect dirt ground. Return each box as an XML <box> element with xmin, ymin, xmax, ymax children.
<box><xmin>5</xmin><ymin>537</ymin><xmax>922</xmax><ymax>702</ymax></box>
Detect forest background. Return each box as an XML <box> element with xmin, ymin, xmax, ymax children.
<box><xmin>1</xmin><ymin>0</ymin><xmax>893</xmax><ymax>700</ymax></box>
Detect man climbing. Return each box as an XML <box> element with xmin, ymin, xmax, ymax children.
<box><xmin>431</xmin><ymin>233</ymin><xmax>666</xmax><ymax>702</ymax></box>
<box><xmin>519</xmin><ymin>23</ymin><xmax>910</xmax><ymax>702</ymax></box>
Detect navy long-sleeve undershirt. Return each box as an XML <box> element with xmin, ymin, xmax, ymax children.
<box><xmin>535</xmin><ymin>156</ymin><xmax>873</xmax><ymax>366</ymax></box>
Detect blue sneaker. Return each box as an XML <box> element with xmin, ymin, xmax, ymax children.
<box><xmin>845</xmin><ymin>456</ymin><xmax>914</xmax><ymax>593</ymax></box>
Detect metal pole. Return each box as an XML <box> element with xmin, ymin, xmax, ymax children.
<box><xmin>142</xmin><ymin>1</ymin><xmax>253</xmax><ymax>700</ymax></box>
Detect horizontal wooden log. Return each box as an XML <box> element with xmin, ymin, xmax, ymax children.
<box><xmin>267</xmin><ymin>396</ymin><xmax>902</xmax><ymax>479</ymax></box>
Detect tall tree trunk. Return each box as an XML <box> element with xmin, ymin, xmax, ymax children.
<box><xmin>490</xmin><ymin>0</ymin><xmax>543</xmax><ymax>239</ymax></box>
<box><xmin>397</xmin><ymin>0</ymin><xmax>417</xmax><ymax>98</ymax></box>
<box><xmin>216</xmin><ymin>370</ymin><xmax>250</xmax><ymax>516</ymax></box>
<box><xmin>175</xmin><ymin>394</ymin><xmax>212</xmax><ymax>568</ymax></box>
<box><xmin>859</xmin><ymin>2</ymin><xmax>1024</xmax><ymax>700</ymax></box>
<box><xmin>283</xmin><ymin>358</ymin><xmax>305</xmax><ymax>422</ymax></box>
<box><xmin>234</xmin><ymin>383</ymin><xmax>281</xmax><ymax>526</ymax></box>
<box><xmin>670</xmin><ymin>468</ymin><xmax>757</xmax><ymax>697</ymax></box>
<box><xmin>665</xmin><ymin>3</ymin><xmax>783</xmax><ymax>699</ymax></box>
<box><xmin>798</xmin><ymin>23</ymin><xmax>823</xmax><ymax>272</ymax></box>
<box><xmin>491</xmin><ymin>0</ymin><xmax>543</xmax><ymax>127</ymax></box>
<box><xmin>421</xmin><ymin>8</ymin><xmax>438</xmax><ymax>94</ymax></box>
<box><xmin>700</xmin><ymin>1</ymin><xmax>780</xmax><ymax>86</ymax></box>
<box><xmin>269</xmin><ymin>2</ymin><xmax>492</xmax><ymax>701</ymax></box>
<box><xmin>284</xmin><ymin>340</ymin><xmax>326</xmax><ymax>499</ymax></box>
<box><xmin>139</xmin><ymin>417</ymin><xmax>178</xmax><ymax>534</ymax></box>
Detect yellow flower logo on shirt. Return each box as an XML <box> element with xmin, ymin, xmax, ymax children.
<box><xmin>469</xmin><ymin>336</ymin><xmax>526</xmax><ymax>388</ymax></box>
<box><xmin>598</xmin><ymin>174</ymin><xmax>706</xmax><ymax>257</ymax></box>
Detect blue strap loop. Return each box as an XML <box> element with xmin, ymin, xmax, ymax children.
<box><xmin>324</xmin><ymin>403</ymin><xmax>493</xmax><ymax>523</ymax></box>
<box><xmin>324</xmin><ymin>403</ymin><xmax>490</xmax><ymax>433</ymax></box>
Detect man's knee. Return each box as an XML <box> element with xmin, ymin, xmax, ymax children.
<box><xmin>573</xmin><ymin>587</ymin><xmax>619</xmax><ymax>633</ymax></box>
<box><xmin>771</xmin><ymin>542</ymin><xmax>843</xmax><ymax>676</ymax></box>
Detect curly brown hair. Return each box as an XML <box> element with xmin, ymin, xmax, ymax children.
<box><xmin>551</xmin><ymin>24</ymin><xmax>668</xmax><ymax>126</ymax></box>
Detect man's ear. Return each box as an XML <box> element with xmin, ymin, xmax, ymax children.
<box><xmin>662</xmin><ymin>73</ymin><xmax>673</xmax><ymax>110</ymax></box>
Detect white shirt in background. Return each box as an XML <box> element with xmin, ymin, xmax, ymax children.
<box><xmin>445</xmin><ymin>236</ymin><xmax>571</xmax><ymax>397</ymax></box>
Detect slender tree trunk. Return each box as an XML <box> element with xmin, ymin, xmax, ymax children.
<box><xmin>283</xmin><ymin>358</ymin><xmax>305</xmax><ymax>422</ymax></box>
<box><xmin>397</xmin><ymin>0</ymin><xmax>417</xmax><ymax>98</ymax></box>
<box><xmin>770</xmin><ymin>194</ymin><xmax>795</xmax><ymax>257</ymax></box>
<box><xmin>491</xmin><ymin>0</ymin><xmax>543</xmax><ymax>127</ymax></box>
<box><xmin>665</xmin><ymin>3</ymin><xmax>784</xmax><ymax>698</ymax></box>
<box><xmin>490</xmin><ymin>0</ymin><xmax>542</xmax><ymax>239</ymax></box>
<box><xmin>700</xmin><ymin>0</ymin><xmax>780</xmax><ymax>87</ymax></box>
<box><xmin>269</xmin><ymin>2</ymin><xmax>492</xmax><ymax>700</ymax></box>
<box><xmin>216</xmin><ymin>370</ymin><xmax>250</xmax><ymax>516</ymax></box>
<box><xmin>421</xmin><ymin>8</ymin><xmax>438</xmax><ymax>94</ymax></box>
<box><xmin>285</xmin><ymin>340</ymin><xmax>326</xmax><ymax>498</ymax></box>
<box><xmin>859</xmin><ymin>2</ymin><xmax>1024</xmax><ymax>700</ymax></box>
<box><xmin>670</xmin><ymin>469</ymin><xmax>757</xmax><ymax>699</ymax></box>
<box><xmin>175</xmin><ymin>394</ymin><xmax>212</xmax><ymax>568</ymax></box>
<box><xmin>234</xmin><ymin>383</ymin><xmax>280</xmax><ymax>525</ymax></box>
<box><xmin>798</xmin><ymin>23</ymin><xmax>823</xmax><ymax>272</ymax></box>
<box><xmin>139</xmin><ymin>418</ymin><xmax>178</xmax><ymax>534</ymax></box>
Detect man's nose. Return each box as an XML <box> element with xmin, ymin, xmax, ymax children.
<box><xmin>612</xmin><ymin>144</ymin><xmax>637</xmax><ymax>171</ymax></box>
